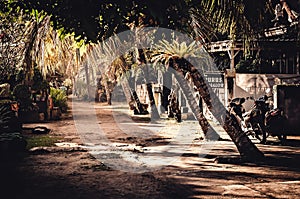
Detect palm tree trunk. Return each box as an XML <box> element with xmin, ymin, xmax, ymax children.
<box><xmin>22</xmin><ymin>21</ymin><xmax>37</xmax><ymax>81</ymax></box>
<box><xmin>146</xmin><ymin>83</ymin><xmax>160</xmax><ymax>120</ymax></box>
<box><xmin>120</xmin><ymin>78</ymin><xmax>133</xmax><ymax>104</ymax></box>
<box><xmin>103</xmin><ymin>79</ymin><xmax>111</xmax><ymax>105</ymax></box>
<box><xmin>171</xmin><ymin>60</ymin><xmax>264</xmax><ymax>161</ymax></box>
<box><xmin>120</xmin><ymin>77</ymin><xmax>135</xmax><ymax>110</ymax></box>
<box><xmin>142</xmin><ymin>66</ymin><xmax>160</xmax><ymax>119</ymax></box>
<box><xmin>172</xmin><ymin>71</ymin><xmax>218</xmax><ymax>140</ymax></box>
<box><xmin>132</xmin><ymin>89</ymin><xmax>148</xmax><ymax>114</ymax></box>
<box><xmin>84</xmin><ymin>61</ymin><xmax>91</xmax><ymax>101</ymax></box>
<box><xmin>138</xmin><ymin>49</ymin><xmax>160</xmax><ymax>119</ymax></box>
<box><xmin>119</xmin><ymin>75</ymin><xmax>147</xmax><ymax>114</ymax></box>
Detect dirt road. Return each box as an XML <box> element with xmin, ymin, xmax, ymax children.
<box><xmin>2</xmin><ymin>100</ymin><xmax>300</xmax><ymax>199</ymax></box>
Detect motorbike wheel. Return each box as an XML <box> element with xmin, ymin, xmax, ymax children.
<box><xmin>254</xmin><ymin>123</ymin><xmax>266</xmax><ymax>144</ymax></box>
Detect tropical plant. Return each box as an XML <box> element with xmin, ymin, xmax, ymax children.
<box><xmin>0</xmin><ymin>104</ymin><xmax>12</xmax><ymax>134</ymax></box>
<box><xmin>151</xmin><ymin>38</ymin><xmax>213</xmax><ymax>133</ymax></box>
<box><xmin>13</xmin><ymin>0</ymin><xmax>297</xmax><ymax>160</ymax></box>
<box><xmin>31</xmin><ymin>68</ymin><xmax>49</xmax><ymax>91</ymax></box>
<box><xmin>235</xmin><ymin>56</ymin><xmax>259</xmax><ymax>73</ymax></box>
<box><xmin>0</xmin><ymin>2</ymin><xmax>30</xmax><ymax>84</ymax></box>
<box><xmin>0</xmin><ymin>102</ymin><xmax>22</xmax><ymax>134</ymax></box>
<box><xmin>0</xmin><ymin>103</ymin><xmax>26</xmax><ymax>155</ymax></box>
<box><xmin>151</xmin><ymin>36</ymin><xmax>264</xmax><ymax>160</ymax></box>
<box><xmin>50</xmin><ymin>87</ymin><xmax>68</xmax><ymax>112</ymax></box>
<box><xmin>151</xmin><ymin>39</ymin><xmax>210</xmax><ymax>69</ymax></box>
<box><xmin>12</xmin><ymin>84</ymin><xmax>37</xmax><ymax>112</ymax></box>
<box><xmin>21</xmin><ymin>11</ymin><xmax>79</xmax><ymax>80</ymax></box>
<box><xmin>12</xmin><ymin>84</ymin><xmax>31</xmax><ymax>101</ymax></box>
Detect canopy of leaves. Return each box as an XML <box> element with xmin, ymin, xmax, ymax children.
<box><xmin>3</xmin><ymin>0</ymin><xmax>299</xmax><ymax>43</ymax></box>
<box><xmin>0</xmin><ymin>2</ymin><xmax>30</xmax><ymax>84</ymax></box>
<box><xmin>3</xmin><ymin>0</ymin><xmax>259</xmax><ymax>42</ymax></box>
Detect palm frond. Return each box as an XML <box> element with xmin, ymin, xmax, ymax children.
<box><xmin>0</xmin><ymin>104</ymin><xmax>12</xmax><ymax>132</ymax></box>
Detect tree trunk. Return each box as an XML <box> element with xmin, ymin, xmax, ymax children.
<box><xmin>22</xmin><ymin>21</ymin><xmax>38</xmax><ymax>81</ymax></box>
<box><xmin>138</xmin><ymin>49</ymin><xmax>160</xmax><ymax>119</ymax></box>
<box><xmin>120</xmin><ymin>78</ymin><xmax>134</xmax><ymax>104</ymax></box>
<box><xmin>84</xmin><ymin>61</ymin><xmax>91</xmax><ymax>101</ymax></box>
<box><xmin>146</xmin><ymin>83</ymin><xmax>160</xmax><ymax>120</ymax></box>
<box><xmin>132</xmin><ymin>89</ymin><xmax>148</xmax><ymax>114</ymax></box>
<box><xmin>120</xmin><ymin>77</ymin><xmax>136</xmax><ymax>110</ymax></box>
<box><xmin>103</xmin><ymin>79</ymin><xmax>111</xmax><ymax>105</ymax></box>
<box><xmin>172</xmin><ymin>71</ymin><xmax>219</xmax><ymax>140</ymax></box>
<box><xmin>171</xmin><ymin>60</ymin><xmax>264</xmax><ymax>161</ymax></box>
<box><xmin>119</xmin><ymin>76</ymin><xmax>148</xmax><ymax>114</ymax></box>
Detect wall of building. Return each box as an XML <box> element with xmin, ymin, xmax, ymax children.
<box><xmin>273</xmin><ymin>84</ymin><xmax>300</xmax><ymax>134</ymax></box>
<box><xmin>235</xmin><ymin>73</ymin><xmax>300</xmax><ymax>110</ymax></box>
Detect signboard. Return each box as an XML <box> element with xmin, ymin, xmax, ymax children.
<box><xmin>204</xmin><ymin>72</ymin><xmax>224</xmax><ymax>88</ymax></box>
<box><xmin>204</xmin><ymin>72</ymin><xmax>225</xmax><ymax>105</ymax></box>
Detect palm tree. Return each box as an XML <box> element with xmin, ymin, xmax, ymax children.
<box><xmin>151</xmin><ymin>39</ymin><xmax>214</xmax><ymax>135</ymax></box>
<box><xmin>91</xmin><ymin>36</ymin><xmax>144</xmax><ymax>109</ymax></box>
<box><xmin>151</xmin><ymin>38</ymin><xmax>264</xmax><ymax>160</ymax></box>
<box><xmin>128</xmin><ymin>24</ymin><xmax>160</xmax><ymax>119</ymax></box>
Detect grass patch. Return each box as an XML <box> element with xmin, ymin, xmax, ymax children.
<box><xmin>25</xmin><ymin>135</ymin><xmax>60</xmax><ymax>150</ymax></box>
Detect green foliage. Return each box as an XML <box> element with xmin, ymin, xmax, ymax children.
<box><xmin>50</xmin><ymin>87</ymin><xmax>67</xmax><ymax>111</ymax></box>
<box><xmin>12</xmin><ymin>84</ymin><xmax>31</xmax><ymax>100</ymax></box>
<box><xmin>151</xmin><ymin>38</ymin><xmax>210</xmax><ymax>71</ymax></box>
<box><xmin>0</xmin><ymin>1</ymin><xmax>30</xmax><ymax>84</ymax></box>
<box><xmin>13</xmin><ymin>0</ymin><xmax>194</xmax><ymax>42</ymax></box>
<box><xmin>0</xmin><ymin>104</ymin><xmax>12</xmax><ymax>133</ymax></box>
<box><xmin>0</xmin><ymin>102</ymin><xmax>22</xmax><ymax>134</ymax></box>
<box><xmin>0</xmin><ymin>132</ymin><xmax>27</xmax><ymax>155</ymax></box>
<box><xmin>235</xmin><ymin>56</ymin><xmax>259</xmax><ymax>73</ymax></box>
<box><xmin>7</xmin><ymin>0</ymin><xmax>300</xmax><ymax>44</ymax></box>
<box><xmin>25</xmin><ymin>134</ymin><xmax>59</xmax><ymax>150</ymax></box>
<box><xmin>12</xmin><ymin>84</ymin><xmax>40</xmax><ymax>112</ymax></box>
<box><xmin>31</xmin><ymin>68</ymin><xmax>49</xmax><ymax>91</ymax></box>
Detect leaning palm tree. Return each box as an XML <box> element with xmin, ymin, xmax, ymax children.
<box><xmin>92</xmin><ymin>36</ymin><xmax>144</xmax><ymax>110</ymax></box>
<box><xmin>151</xmin><ymin>39</ymin><xmax>215</xmax><ymax>136</ymax></box>
<box><xmin>186</xmin><ymin>0</ymin><xmax>298</xmax><ymax>160</ymax></box>
<box><xmin>128</xmin><ymin>23</ymin><xmax>161</xmax><ymax>119</ymax></box>
<box><xmin>151</xmin><ymin>38</ymin><xmax>264</xmax><ymax>160</ymax></box>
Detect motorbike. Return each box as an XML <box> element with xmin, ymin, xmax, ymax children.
<box><xmin>265</xmin><ymin>107</ymin><xmax>287</xmax><ymax>141</ymax></box>
<box><xmin>229</xmin><ymin>96</ymin><xmax>287</xmax><ymax>144</ymax></box>
<box><xmin>242</xmin><ymin>97</ymin><xmax>269</xmax><ymax>143</ymax></box>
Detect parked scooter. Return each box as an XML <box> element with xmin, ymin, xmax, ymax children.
<box><xmin>228</xmin><ymin>95</ymin><xmax>287</xmax><ymax>144</ymax></box>
<box><xmin>242</xmin><ymin>96</ymin><xmax>269</xmax><ymax>143</ymax></box>
<box><xmin>265</xmin><ymin>107</ymin><xmax>287</xmax><ymax>141</ymax></box>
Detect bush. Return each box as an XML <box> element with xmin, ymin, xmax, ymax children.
<box><xmin>235</xmin><ymin>56</ymin><xmax>258</xmax><ymax>73</ymax></box>
<box><xmin>12</xmin><ymin>84</ymin><xmax>30</xmax><ymax>100</ymax></box>
<box><xmin>12</xmin><ymin>84</ymin><xmax>38</xmax><ymax>112</ymax></box>
<box><xmin>0</xmin><ymin>103</ymin><xmax>26</xmax><ymax>159</ymax></box>
<box><xmin>0</xmin><ymin>132</ymin><xmax>27</xmax><ymax>155</ymax></box>
<box><xmin>50</xmin><ymin>87</ymin><xmax>68</xmax><ymax>112</ymax></box>
<box><xmin>0</xmin><ymin>104</ymin><xmax>12</xmax><ymax>133</ymax></box>
<box><xmin>0</xmin><ymin>103</ymin><xmax>21</xmax><ymax>134</ymax></box>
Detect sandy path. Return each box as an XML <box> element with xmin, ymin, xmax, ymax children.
<box><xmin>2</xmin><ymin>100</ymin><xmax>300</xmax><ymax>199</ymax></box>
